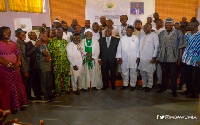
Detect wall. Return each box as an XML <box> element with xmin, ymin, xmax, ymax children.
<box><xmin>155</xmin><ymin>0</ymin><xmax>199</xmax><ymax>22</ymax></box>
<box><xmin>0</xmin><ymin>0</ymin><xmax>51</xmax><ymax>41</ymax></box>
<box><xmin>49</xmin><ymin>0</ymin><xmax>86</xmax><ymax>27</ymax></box>
<box><xmin>49</xmin><ymin>0</ymin><xmax>199</xmax><ymax>26</ymax></box>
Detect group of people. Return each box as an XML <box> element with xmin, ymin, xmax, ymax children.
<box><xmin>0</xmin><ymin>12</ymin><xmax>200</xmax><ymax>114</ymax></box>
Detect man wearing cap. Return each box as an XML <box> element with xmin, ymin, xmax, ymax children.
<box><xmin>116</xmin><ymin>26</ymin><xmax>140</xmax><ymax>91</ymax></box>
<box><xmin>67</xmin><ymin>33</ymin><xmax>84</xmax><ymax>95</ymax></box>
<box><xmin>80</xmin><ymin>29</ymin><xmax>102</xmax><ymax>90</ymax></box>
<box><xmin>174</xmin><ymin>22</ymin><xmax>180</xmax><ymax>30</ymax></box>
<box><xmin>50</xmin><ymin>28</ymin><xmax>56</xmax><ymax>38</ymax></box>
<box><xmin>53</xmin><ymin>19</ymin><xmax>61</xmax><ymax>29</ymax></box>
<box><xmin>47</xmin><ymin>28</ymin><xmax>71</xmax><ymax>96</ymax></box>
<box><xmin>157</xmin><ymin>18</ymin><xmax>188</xmax><ymax>97</ymax></box>
<box><xmin>15</xmin><ymin>28</ymin><xmax>32</xmax><ymax>100</ymax></box>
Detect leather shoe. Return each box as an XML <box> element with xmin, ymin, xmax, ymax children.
<box><xmin>121</xmin><ymin>86</ymin><xmax>128</xmax><ymax>90</ymax></box>
<box><xmin>112</xmin><ymin>86</ymin><xmax>116</xmax><ymax>90</ymax></box>
<box><xmin>139</xmin><ymin>87</ymin><xmax>147</xmax><ymax>90</ymax></box>
<box><xmin>180</xmin><ymin>90</ymin><xmax>190</xmax><ymax>95</ymax></box>
<box><xmin>74</xmin><ymin>90</ymin><xmax>80</xmax><ymax>95</ymax></box>
<box><xmin>157</xmin><ymin>88</ymin><xmax>166</xmax><ymax>93</ymax></box>
<box><xmin>172</xmin><ymin>92</ymin><xmax>178</xmax><ymax>97</ymax></box>
<box><xmin>102</xmin><ymin>87</ymin><xmax>107</xmax><ymax>90</ymax></box>
<box><xmin>130</xmin><ymin>87</ymin><xmax>135</xmax><ymax>91</ymax></box>
<box><xmin>145</xmin><ymin>87</ymin><xmax>151</xmax><ymax>92</ymax></box>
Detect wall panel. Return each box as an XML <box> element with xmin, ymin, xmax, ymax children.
<box><xmin>49</xmin><ymin>0</ymin><xmax>199</xmax><ymax>26</ymax></box>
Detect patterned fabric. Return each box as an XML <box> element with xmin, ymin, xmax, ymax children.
<box><xmin>182</xmin><ymin>31</ymin><xmax>200</xmax><ymax>67</ymax></box>
<box><xmin>76</xmin><ymin>44</ymin><xmax>84</xmax><ymax>58</ymax></box>
<box><xmin>85</xmin><ymin>39</ymin><xmax>93</xmax><ymax>69</ymax></box>
<box><xmin>157</xmin><ymin>29</ymin><xmax>188</xmax><ymax>62</ymax></box>
<box><xmin>47</xmin><ymin>38</ymin><xmax>70</xmax><ymax>93</ymax></box>
<box><xmin>0</xmin><ymin>41</ymin><xmax>27</xmax><ymax>110</ymax></box>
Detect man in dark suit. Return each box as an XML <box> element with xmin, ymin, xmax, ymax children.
<box><xmin>25</xmin><ymin>31</ymin><xmax>42</xmax><ymax>100</ymax></box>
<box><xmin>99</xmin><ymin>29</ymin><xmax>119</xmax><ymax>90</ymax></box>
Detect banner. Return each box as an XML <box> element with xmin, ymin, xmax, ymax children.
<box><xmin>86</xmin><ymin>0</ymin><xmax>155</xmax><ymax>26</ymax></box>
<box><xmin>14</xmin><ymin>18</ymin><xmax>32</xmax><ymax>42</ymax></box>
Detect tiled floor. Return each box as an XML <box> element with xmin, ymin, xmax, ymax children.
<box><xmin>6</xmin><ymin>87</ymin><xmax>200</xmax><ymax>125</ymax></box>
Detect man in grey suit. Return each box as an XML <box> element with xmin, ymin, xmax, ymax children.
<box><xmin>99</xmin><ymin>29</ymin><xmax>119</xmax><ymax>90</ymax></box>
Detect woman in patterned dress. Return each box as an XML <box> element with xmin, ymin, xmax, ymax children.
<box><xmin>0</xmin><ymin>26</ymin><xmax>27</xmax><ymax>114</ymax></box>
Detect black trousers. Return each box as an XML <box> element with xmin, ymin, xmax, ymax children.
<box><xmin>101</xmin><ymin>61</ymin><xmax>117</xmax><ymax>88</ymax></box>
<box><xmin>29</xmin><ymin>69</ymin><xmax>41</xmax><ymax>97</ymax></box>
<box><xmin>160</xmin><ymin>62</ymin><xmax>177</xmax><ymax>92</ymax></box>
<box><xmin>183</xmin><ymin>63</ymin><xmax>200</xmax><ymax>95</ymax></box>
<box><xmin>21</xmin><ymin>73</ymin><xmax>31</xmax><ymax>100</ymax></box>
<box><xmin>40</xmin><ymin>70</ymin><xmax>53</xmax><ymax>99</ymax></box>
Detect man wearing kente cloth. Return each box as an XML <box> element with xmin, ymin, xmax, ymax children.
<box><xmin>47</xmin><ymin>28</ymin><xmax>71</xmax><ymax>96</ymax></box>
<box><xmin>80</xmin><ymin>29</ymin><xmax>102</xmax><ymax>90</ymax></box>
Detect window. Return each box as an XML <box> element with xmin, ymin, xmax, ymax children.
<box><xmin>8</xmin><ymin>0</ymin><xmax>43</xmax><ymax>13</ymax></box>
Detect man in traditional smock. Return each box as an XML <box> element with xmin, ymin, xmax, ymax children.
<box><xmin>138</xmin><ymin>23</ymin><xmax>159</xmax><ymax>92</ymax></box>
<box><xmin>47</xmin><ymin>28</ymin><xmax>71</xmax><ymax>95</ymax></box>
<box><xmin>67</xmin><ymin>33</ymin><xmax>84</xmax><ymax>95</ymax></box>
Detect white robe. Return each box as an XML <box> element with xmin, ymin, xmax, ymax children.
<box><xmin>63</xmin><ymin>31</ymin><xmax>72</xmax><ymax>42</ymax></box>
<box><xmin>80</xmin><ymin>38</ymin><xmax>103</xmax><ymax>89</ymax></box>
<box><xmin>66</xmin><ymin>42</ymin><xmax>83</xmax><ymax>76</ymax></box>
<box><xmin>155</xmin><ymin>28</ymin><xmax>165</xmax><ymax>35</ymax></box>
<box><xmin>92</xmin><ymin>31</ymin><xmax>100</xmax><ymax>41</ymax></box>
<box><xmin>138</xmin><ymin>32</ymin><xmax>159</xmax><ymax>72</ymax></box>
<box><xmin>133</xmin><ymin>29</ymin><xmax>144</xmax><ymax>38</ymax></box>
<box><xmin>116</xmin><ymin>35</ymin><xmax>140</xmax><ymax>72</ymax></box>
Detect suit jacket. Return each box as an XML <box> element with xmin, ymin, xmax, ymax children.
<box><xmin>25</xmin><ymin>41</ymin><xmax>38</xmax><ymax>70</ymax></box>
<box><xmin>99</xmin><ymin>37</ymin><xmax>119</xmax><ymax>64</ymax></box>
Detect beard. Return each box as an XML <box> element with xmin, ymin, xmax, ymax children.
<box><xmin>86</xmin><ymin>37</ymin><xmax>92</xmax><ymax>40</ymax></box>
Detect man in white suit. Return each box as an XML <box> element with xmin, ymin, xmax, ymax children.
<box><xmin>116</xmin><ymin>26</ymin><xmax>140</xmax><ymax>91</ymax></box>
